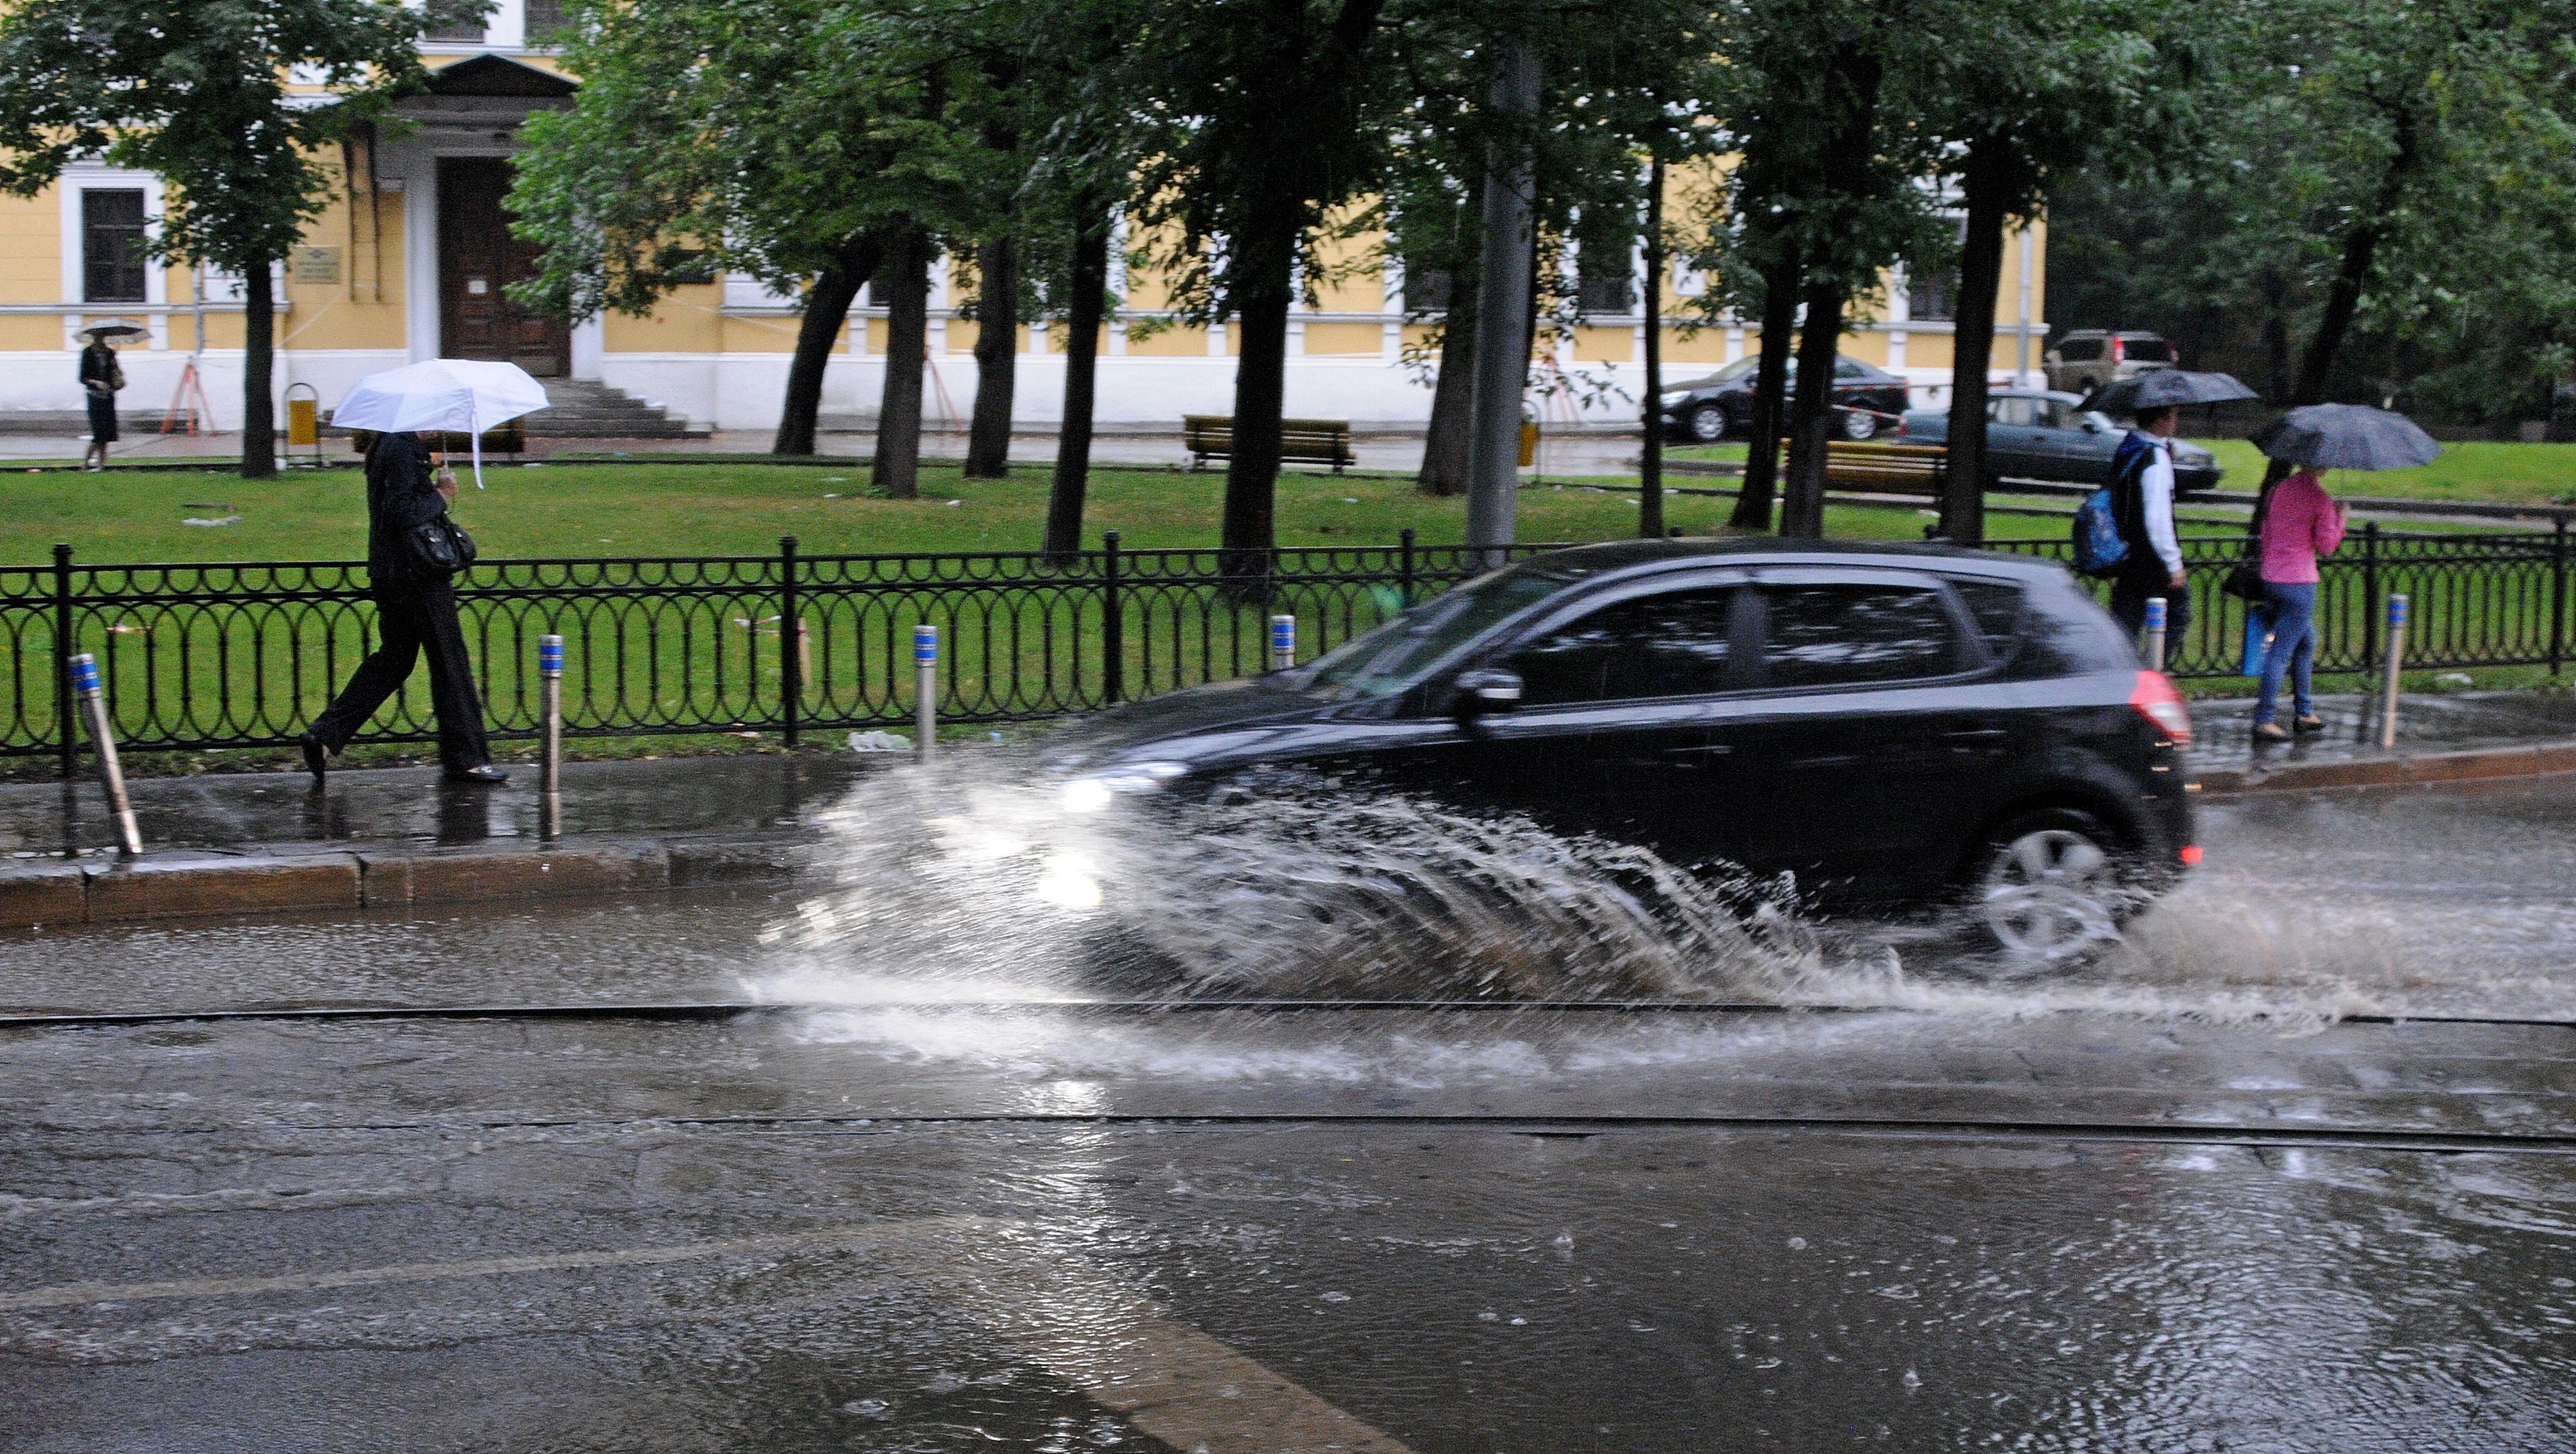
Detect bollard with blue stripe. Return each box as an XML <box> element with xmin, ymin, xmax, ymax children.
<box><xmin>537</xmin><ymin>634</ymin><xmax>565</xmax><ymax>824</ymax></box>
<box><xmin>914</xmin><ymin>624</ymin><xmax>938</xmax><ymax>761</ymax></box>
<box><xmin>1269</xmin><ymin>614</ymin><xmax>1296</xmax><ymax>673</ymax></box>
<box><xmin>2141</xmin><ymin>596</ymin><xmax>2168</xmax><ymax>673</ymax></box>
<box><xmin>2378</xmin><ymin>593</ymin><xmax>2410</xmax><ymax>748</ymax></box>
<box><xmin>68</xmin><ymin>652</ymin><xmax>141</xmax><ymax>855</ymax></box>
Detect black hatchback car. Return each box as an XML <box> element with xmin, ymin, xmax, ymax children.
<box><xmin>1045</xmin><ymin>541</ymin><xmax>2197</xmax><ymax>958</ymax></box>
<box><xmin>1658</xmin><ymin>355</ymin><xmax>1911</xmax><ymax>443</ymax></box>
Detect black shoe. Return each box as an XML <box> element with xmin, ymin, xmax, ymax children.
<box><xmin>445</xmin><ymin>763</ymin><xmax>508</xmax><ymax>785</ymax></box>
<box><xmin>298</xmin><ymin>732</ymin><xmax>327</xmax><ymax>786</ymax></box>
<box><xmin>2293</xmin><ymin>715</ymin><xmax>2326</xmax><ymax>734</ymax></box>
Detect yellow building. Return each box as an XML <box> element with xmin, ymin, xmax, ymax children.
<box><xmin>0</xmin><ymin>9</ymin><xmax>2049</xmax><ymax>437</ymax></box>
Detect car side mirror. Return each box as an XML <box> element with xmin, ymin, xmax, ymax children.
<box><xmin>1451</xmin><ymin>667</ymin><xmax>1524</xmax><ymax>720</ymax></box>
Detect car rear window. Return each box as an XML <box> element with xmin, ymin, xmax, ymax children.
<box><xmin>2122</xmin><ymin>337</ymin><xmax>2174</xmax><ymax>362</ymax></box>
<box><xmin>1511</xmin><ymin>588</ymin><xmax>1741</xmax><ymax>703</ymax></box>
<box><xmin>2056</xmin><ymin>338</ymin><xmax>2102</xmax><ymax>362</ymax></box>
<box><xmin>1758</xmin><ymin>585</ymin><xmax>1961</xmax><ymax>688</ymax></box>
<box><xmin>2022</xmin><ymin>579</ymin><xmax>2138</xmax><ymax>673</ymax></box>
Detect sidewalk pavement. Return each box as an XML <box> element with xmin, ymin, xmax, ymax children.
<box><xmin>0</xmin><ymin>426</ymin><xmax>1651</xmax><ymax>479</ymax></box>
<box><xmin>6</xmin><ymin>688</ymin><xmax>2575</xmax><ymax>928</ymax></box>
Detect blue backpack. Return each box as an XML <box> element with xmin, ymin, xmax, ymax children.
<box><xmin>2072</xmin><ymin>433</ymin><xmax>2153</xmax><ymax>578</ymax></box>
<box><xmin>2072</xmin><ymin>489</ymin><xmax>2127</xmax><ymax>577</ymax></box>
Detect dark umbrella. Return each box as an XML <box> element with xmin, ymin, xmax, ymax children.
<box><xmin>2249</xmin><ymin>403</ymin><xmax>2442</xmax><ymax>471</ymax></box>
<box><xmin>2090</xmin><ymin>369</ymin><xmax>2260</xmax><ymax>415</ymax></box>
<box><xmin>78</xmin><ymin>322</ymin><xmax>148</xmax><ymax>343</ymax></box>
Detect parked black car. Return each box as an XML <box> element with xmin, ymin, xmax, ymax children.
<box><xmin>1899</xmin><ymin>389</ymin><xmax>2224</xmax><ymax>496</ymax></box>
<box><xmin>1659</xmin><ymin>356</ymin><xmax>1911</xmax><ymax>443</ymax></box>
<box><xmin>1045</xmin><ymin>541</ymin><xmax>2196</xmax><ymax>959</ymax></box>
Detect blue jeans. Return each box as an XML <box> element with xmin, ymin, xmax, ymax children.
<box><xmin>2256</xmin><ymin>582</ymin><xmax>2317</xmax><ymax>725</ymax></box>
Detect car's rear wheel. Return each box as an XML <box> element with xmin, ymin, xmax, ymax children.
<box><xmin>1972</xmin><ymin>808</ymin><xmax>2124</xmax><ymax>964</ymax></box>
<box><xmin>1839</xmin><ymin>405</ymin><xmax>1880</xmax><ymax>441</ymax></box>
<box><xmin>1687</xmin><ymin>403</ymin><xmax>1728</xmax><ymax>442</ymax></box>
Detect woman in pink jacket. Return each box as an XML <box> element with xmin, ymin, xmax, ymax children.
<box><xmin>2253</xmin><ymin>469</ymin><xmax>2348</xmax><ymax>741</ymax></box>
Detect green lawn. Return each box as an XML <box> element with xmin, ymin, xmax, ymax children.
<box><xmin>1671</xmin><ymin>437</ymin><xmax>2576</xmax><ymax>507</ymax></box>
<box><xmin>12</xmin><ymin>458</ymin><xmax>2067</xmax><ymax>567</ymax></box>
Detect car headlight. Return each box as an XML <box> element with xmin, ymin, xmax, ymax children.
<box><xmin>1061</xmin><ymin>760</ymin><xmax>1188</xmax><ymax>812</ymax></box>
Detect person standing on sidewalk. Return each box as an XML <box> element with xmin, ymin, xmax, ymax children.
<box><xmin>298</xmin><ymin>431</ymin><xmax>506</xmax><ymax>786</ymax></box>
<box><xmin>2109</xmin><ymin>403</ymin><xmax>2190</xmax><ymax>649</ymax></box>
<box><xmin>2251</xmin><ymin>467</ymin><xmax>2348</xmax><ymax>741</ymax></box>
<box><xmin>77</xmin><ymin>335</ymin><xmax>124</xmax><ymax>472</ymax></box>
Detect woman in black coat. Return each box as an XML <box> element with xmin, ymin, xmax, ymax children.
<box><xmin>298</xmin><ymin>431</ymin><xmax>506</xmax><ymax>785</ymax></box>
<box><xmin>77</xmin><ymin>339</ymin><xmax>122</xmax><ymax>472</ymax></box>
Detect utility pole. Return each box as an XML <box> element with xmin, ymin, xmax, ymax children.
<box><xmin>1465</xmin><ymin>37</ymin><xmax>1540</xmax><ymax>568</ymax></box>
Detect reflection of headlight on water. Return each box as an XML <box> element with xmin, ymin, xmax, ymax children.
<box><xmin>1060</xmin><ymin>761</ymin><xmax>1188</xmax><ymax>813</ymax></box>
<box><xmin>1035</xmin><ymin>850</ymin><xmax>1103</xmax><ymax>909</ymax></box>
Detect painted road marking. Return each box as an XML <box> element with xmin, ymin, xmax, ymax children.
<box><xmin>1</xmin><ymin>1216</ymin><xmax>1413</xmax><ymax>1453</ymax></box>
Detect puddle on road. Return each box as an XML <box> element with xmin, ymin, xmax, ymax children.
<box><xmin>745</xmin><ymin>759</ymin><xmax>2576</xmax><ymax>1082</ymax></box>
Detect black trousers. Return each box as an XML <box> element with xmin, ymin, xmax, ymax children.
<box><xmin>2110</xmin><ymin>559</ymin><xmax>2192</xmax><ymax>659</ymax></box>
<box><xmin>308</xmin><ymin>577</ymin><xmax>491</xmax><ymax>769</ymax></box>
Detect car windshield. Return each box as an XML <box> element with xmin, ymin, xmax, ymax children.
<box><xmin>1298</xmin><ymin>566</ymin><xmax>1571</xmax><ymax>700</ymax></box>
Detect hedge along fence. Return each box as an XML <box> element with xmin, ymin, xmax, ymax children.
<box><xmin>0</xmin><ymin>533</ymin><xmax>1546</xmax><ymax>773</ymax></box>
<box><xmin>4</xmin><ymin>524</ymin><xmax>2569</xmax><ymax>774</ymax></box>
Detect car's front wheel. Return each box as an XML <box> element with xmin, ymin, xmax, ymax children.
<box><xmin>1972</xmin><ymin>808</ymin><xmax>2126</xmax><ymax>964</ymax></box>
<box><xmin>1839</xmin><ymin>405</ymin><xmax>1881</xmax><ymax>441</ymax></box>
<box><xmin>1686</xmin><ymin>403</ymin><xmax>1728</xmax><ymax>442</ymax></box>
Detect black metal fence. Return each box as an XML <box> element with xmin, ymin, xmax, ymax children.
<box><xmin>1</xmin><ymin>531</ymin><xmax>1546</xmax><ymax>770</ymax></box>
<box><xmin>4</xmin><ymin>524</ymin><xmax>2567</xmax><ymax>771</ymax></box>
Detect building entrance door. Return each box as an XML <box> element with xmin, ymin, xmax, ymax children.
<box><xmin>437</xmin><ymin>156</ymin><xmax>567</xmax><ymax>376</ymax></box>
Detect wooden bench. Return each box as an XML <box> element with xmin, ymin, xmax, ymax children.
<box><xmin>1823</xmin><ymin>440</ymin><xmax>1947</xmax><ymax>496</ymax></box>
<box><xmin>1183</xmin><ymin>415</ymin><xmax>1357</xmax><ymax>474</ymax></box>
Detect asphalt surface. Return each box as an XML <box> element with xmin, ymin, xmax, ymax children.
<box><xmin>6</xmin><ymin>774</ymin><xmax>2576</xmax><ymax>1451</ymax></box>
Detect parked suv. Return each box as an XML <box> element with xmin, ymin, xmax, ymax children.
<box><xmin>2046</xmin><ymin>331</ymin><xmax>2176</xmax><ymax>394</ymax></box>
<box><xmin>1043</xmin><ymin>541</ymin><xmax>2196</xmax><ymax>960</ymax></box>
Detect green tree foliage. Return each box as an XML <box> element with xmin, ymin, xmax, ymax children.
<box><xmin>2051</xmin><ymin>0</ymin><xmax>2576</xmax><ymax>431</ymax></box>
<box><xmin>0</xmin><ymin>0</ymin><xmax>430</xmax><ymax>477</ymax></box>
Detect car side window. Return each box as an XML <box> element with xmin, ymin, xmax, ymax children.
<box><xmin>1509</xmin><ymin>588</ymin><xmax>1741</xmax><ymax>705</ymax></box>
<box><xmin>1992</xmin><ymin>397</ymin><xmax>2036</xmax><ymax>426</ymax></box>
<box><xmin>2037</xmin><ymin>401</ymin><xmax>2075</xmax><ymax>430</ymax></box>
<box><xmin>2058</xmin><ymin>338</ymin><xmax>2101</xmax><ymax>362</ymax></box>
<box><xmin>1834</xmin><ymin>359</ymin><xmax>1864</xmax><ymax>379</ymax></box>
<box><xmin>1758</xmin><ymin>585</ymin><xmax>1962</xmax><ymax>689</ymax></box>
<box><xmin>1950</xmin><ymin>580</ymin><xmax>2024</xmax><ymax>665</ymax></box>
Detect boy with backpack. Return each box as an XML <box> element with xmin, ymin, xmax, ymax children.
<box><xmin>2095</xmin><ymin>403</ymin><xmax>2190</xmax><ymax>647</ymax></box>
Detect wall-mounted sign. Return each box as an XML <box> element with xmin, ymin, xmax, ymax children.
<box><xmin>290</xmin><ymin>246</ymin><xmax>341</xmax><ymax>284</ymax></box>
<box><xmin>466</xmin><ymin>277</ymin><xmax>489</xmax><ymax>296</ymax></box>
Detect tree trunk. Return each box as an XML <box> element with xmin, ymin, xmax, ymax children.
<box><xmin>1939</xmin><ymin>133</ymin><xmax>2012</xmax><ymax>546</ymax></box>
<box><xmin>1219</xmin><ymin>200</ymin><xmax>1300</xmax><ymax>585</ymax></box>
<box><xmin>2258</xmin><ymin>273</ymin><xmax>2292</xmax><ymax>404</ymax></box>
<box><xmin>964</xmin><ymin>235</ymin><xmax>1019</xmax><ymax>478</ymax></box>
<box><xmin>1465</xmin><ymin>36</ymin><xmax>1541</xmax><ymax>563</ymax></box>
<box><xmin>871</xmin><ymin>222</ymin><xmax>930</xmax><ymax>501</ymax></box>
<box><xmin>1044</xmin><ymin>201</ymin><xmax>1112</xmax><ymax>561</ymax></box>
<box><xmin>2291</xmin><ymin>109</ymin><xmax>2417</xmax><ymax>408</ymax></box>
<box><xmin>1729</xmin><ymin>251</ymin><xmax>1798</xmax><ymax>530</ymax></box>
<box><xmin>1638</xmin><ymin>155</ymin><xmax>1666</xmax><ymax>539</ymax></box>
<box><xmin>1418</xmin><ymin>288</ymin><xmax>1477</xmax><ymax>496</ymax></box>
<box><xmin>241</xmin><ymin>261</ymin><xmax>275</xmax><ymax>479</ymax></box>
<box><xmin>773</xmin><ymin>234</ymin><xmax>879</xmax><ymax>456</ymax></box>
<box><xmin>1779</xmin><ymin>274</ymin><xmax>1845</xmax><ymax>540</ymax></box>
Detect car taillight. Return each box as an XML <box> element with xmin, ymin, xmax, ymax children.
<box><xmin>2131</xmin><ymin>670</ymin><xmax>2192</xmax><ymax>745</ymax></box>
<box><xmin>2111</xmin><ymin>337</ymin><xmax>2126</xmax><ymax>362</ymax></box>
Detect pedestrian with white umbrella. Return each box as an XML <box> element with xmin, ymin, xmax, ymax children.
<box><xmin>2241</xmin><ymin>403</ymin><xmax>2439</xmax><ymax>741</ymax></box>
<box><xmin>296</xmin><ymin>360</ymin><xmax>550</xmax><ymax>787</ymax></box>
<box><xmin>75</xmin><ymin>321</ymin><xmax>144</xmax><ymax>472</ymax></box>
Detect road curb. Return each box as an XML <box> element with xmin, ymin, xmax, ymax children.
<box><xmin>0</xmin><ymin>830</ymin><xmax>814</xmax><ymax>930</ymax></box>
<box><xmin>2196</xmin><ymin>740</ymin><xmax>2576</xmax><ymax>796</ymax></box>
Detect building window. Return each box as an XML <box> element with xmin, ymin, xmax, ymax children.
<box><xmin>1403</xmin><ymin>264</ymin><xmax>1454</xmax><ymax>314</ymax></box>
<box><xmin>422</xmin><ymin>0</ymin><xmax>490</xmax><ymax>42</ymax></box>
<box><xmin>1907</xmin><ymin>265</ymin><xmax>1957</xmax><ymax>322</ymax></box>
<box><xmin>1573</xmin><ymin>230</ymin><xmax>1636</xmax><ymax>315</ymax></box>
<box><xmin>523</xmin><ymin>0</ymin><xmax>569</xmax><ymax>42</ymax></box>
<box><xmin>82</xmin><ymin>189</ymin><xmax>148</xmax><ymax>303</ymax></box>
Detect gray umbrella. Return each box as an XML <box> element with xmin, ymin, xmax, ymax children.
<box><xmin>2249</xmin><ymin>403</ymin><xmax>2442</xmax><ymax>470</ymax></box>
<box><xmin>2091</xmin><ymin>369</ymin><xmax>2260</xmax><ymax>414</ymax></box>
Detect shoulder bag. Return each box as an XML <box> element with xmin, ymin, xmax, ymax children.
<box><xmin>407</xmin><ymin>515</ymin><xmax>478</xmax><ymax>576</ymax></box>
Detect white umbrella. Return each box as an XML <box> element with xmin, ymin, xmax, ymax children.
<box><xmin>330</xmin><ymin>359</ymin><xmax>551</xmax><ymax>488</ymax></box>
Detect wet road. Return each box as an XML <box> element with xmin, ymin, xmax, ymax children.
<box><xmin>6</xmin><ymin>774</ymin><xmax>2576</xmax><ymax>1450</ymax></box>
